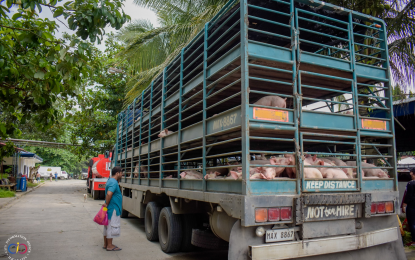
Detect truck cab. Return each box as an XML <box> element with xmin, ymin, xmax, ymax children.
<box><xmin>87</xmin><ymin>154</ymin><xmax>111</xmax><ymax>200</ymax></box>
<box><xmin>61</xmin><ymin>171</ymin><xmax>68</xmax><ymax>179</ymax></box>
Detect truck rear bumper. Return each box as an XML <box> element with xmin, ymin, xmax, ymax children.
<box><xmin>92</xmin><ymin>178</ymin><xmax>108</xmax><ymax>190</ymax></box>
<box><xmin>249</xmin><ymin>227</ymin><xmax>398</xmax><ymax>260</ymax></box>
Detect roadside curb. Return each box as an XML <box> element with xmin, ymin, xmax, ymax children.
<box><xmin>0</xmin><ymin>182</ymin><xmax>45</xmax><ymax>210</ymax></box>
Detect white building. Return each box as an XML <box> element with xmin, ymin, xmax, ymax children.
<box><xmin>3</xmin><ymin>151</ymin><xmax>43</xmax><ymax>177</ymax></box>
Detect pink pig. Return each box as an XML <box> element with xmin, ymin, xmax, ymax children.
<box><xmin>180</xmin><ymin>170</ymin><xmax>203</xmax><ymax>179</ymax></box>
<box><xmin>204</xmin><ymin>171</ymin><xmax>222</xmax><ymax>180</ymax></box>
<box><xmin>158</xmin><ymin>129</ymin><xmax>173</xmax><ymax>138</ymax></box>
<box><xmin>254</xmin><ymin>95</ymin><xmax>287</xmax><ymax>108</ymax></box>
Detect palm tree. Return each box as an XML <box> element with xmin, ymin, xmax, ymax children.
<box><xmin>116</xmin><ymin>0</ymin><xmax>229</xmax><ymax>104</ymax></box>
<box><xmin>117</xmin><ymin>0</ymin><xmax>415</xmax><ymax>104</ymax></box>
<box><xmin>328</xmin><ymin>0</ymin><xmax>415</xmax><ymax>91</ymax></box>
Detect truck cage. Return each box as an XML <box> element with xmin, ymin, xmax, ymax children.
<box><xmin>114</xmin><ymin>0</ymin><xmax>397</xmax><ymax>198</ymax></box>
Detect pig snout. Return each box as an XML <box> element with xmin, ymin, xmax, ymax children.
<box><xmin>180</xmin><ymin>172</ymin><xmax>187</xmax><ymax>178</ymax></box>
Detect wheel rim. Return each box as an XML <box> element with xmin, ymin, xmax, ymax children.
<box><xmin>145</xmin><ymin>209</ymin><xmax>152</xmax><ymax>234</ymax></box>
<box><xmin>160</xmin><ymin>215</ymin><xmax>168</xmax><ymax>245</ymax></box>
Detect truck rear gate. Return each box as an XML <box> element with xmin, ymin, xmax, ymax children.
<box><xmin>114</xmin><ymin>0</ymin><xmax>404</xmax><ymax>259</ymax></box>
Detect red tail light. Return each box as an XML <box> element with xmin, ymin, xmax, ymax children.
<box><xmin>377</xmin><ymin>202</ymin><xmax>386</xmax><ymax>214</ymax></box>
<box><xmin>280</xmin><ymin>207</ymin><xmax>292</xmax><ymax>221</ymax></box>
<box><xmin>268</xmin><ymin>208</ymin><xmax>280</xmax><ymax>221</ymax></box>
<box><xmin>371</xmin><ymin>203</ymin><xmax>377</xmax><ymax>214</ymax></box>
<box><xmin>371</xmin><ymin>201</ymin><xmax>394</xmax><ymax>215</ymax></box>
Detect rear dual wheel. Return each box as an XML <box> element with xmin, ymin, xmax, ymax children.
<box><xmin>145</xmin><ymin>202</ymin><xmax>161</xmax><ymax>241</ymax></box>
<box><xmin>158</xmin><ymin>207</ymin><xmax>183</xmax><ymax>253</ymax></box>
<box><xmin>144</xmin><ymin>204</ymin><xmax>203</xmax><ymax>253</ymax></box>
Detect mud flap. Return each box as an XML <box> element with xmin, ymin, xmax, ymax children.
<box><xmin>228</xmin><ymin>216</ymin><xmax>406</xmax><ymax>260</ymax></box>
<box><xmin>228</xmin><ymin>220</ymin><xmax>272</xmax><ymax>260</ymax></box>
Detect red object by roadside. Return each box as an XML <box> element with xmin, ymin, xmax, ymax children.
<box><xmin>88</xmin><ymin>154</ymin><xmax>111</xmax><ymax>179</ymax></box>
<box><xmin>94</xmin><ymin>206</ymin><xmax>108</xmax><ymax>225</ymax></box>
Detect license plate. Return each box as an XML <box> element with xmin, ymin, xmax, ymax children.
<box><xmin>98</xmin><ymin>184</ymin><xmax>106</xmax><ymax>189</ymax></box>
<box><xmin>265</xmin><ymin>228</ymin><xmax>295</xmax><ymax>243</ymax></box>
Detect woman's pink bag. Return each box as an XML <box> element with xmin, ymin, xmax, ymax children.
<box><xmin>94</xmin><ymin>206</ymin><xmax>108</xmax><ymax>225</ymax></box>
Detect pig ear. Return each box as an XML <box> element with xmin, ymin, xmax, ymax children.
<box><xmin>318</xmin><ymin>160</ymin><xmax>324</xmax><ymax>166</ymax></box>
<box><xmin>215</xmin><ymin>171</ymin><xmax>221</xmax><ymax>176</ymax></box>
<box><xmin>256</xmin><ymin>167</ymin><xmax>262</xmax><ymax>173</ymax></box>
<box><xmin>305</xmin><ymin>154</ymin><xmax>310</xmax><ymax>158</ymax></box>
<box><xmin>312</xmin><ymin>154</ymin><xmax>317</xmax><ymax>161</ymax></box>
<box><xmin>165</xmin><ymin>129</ymin><xmax>169</xmax><ymax>133</ymax></box>
<box><xmin>204</xmin><ymin>175</ymin><xmax>208</xmax><ymax>179</ymax></box>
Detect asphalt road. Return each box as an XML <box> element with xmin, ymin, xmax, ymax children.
<box><xmin>0</xmin><ymin>180</ymin><xmax>228</xmax><ymax>260</ymax></box>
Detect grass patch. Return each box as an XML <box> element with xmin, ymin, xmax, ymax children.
<box><xmin>0</xmin><ymin>188</ymin><xmax>15</xmax><ymax>198</ymax></box>
<box><xmin>0</xmin><ymin>174</ymin><xmax>9</xmax><ymax>179</ymax></box>
<box><xmin>27</xmin><ymin>182</ymin><xmax>39</xmax><ymax>188</ymax></box>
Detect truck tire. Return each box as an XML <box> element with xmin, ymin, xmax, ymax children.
<box><xmin>180</xmin><ymin>214</ymin><xmax>201</xmax><ymax>252</ymax></box>
<box><xmin>121</xmin><ymin>209</ymin><xmax>129</xmax><ymax>218</ymax></box>
<box><xmin>93</xmin><ymin>189</ymin><xmax>99</xmax><ymax>200</ymax></box>
<box><xmin>158</xmin><ymin>207</ymin><xmax>183</xmax><ymax>253</ymax></box>
<box><xmin>145</xmin><ymin>202</ymin><xmax>161</xmax><ymax>241</ymax></box>
<box><xmin>191</xmin><ymin>229</ymin><xmax>228</xmax><ymax>250</ymax></box>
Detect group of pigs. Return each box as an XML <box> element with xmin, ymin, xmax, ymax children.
<box><xmin>131</xmin><ymin>153</ymin><xmax>389</xmax><ymax>180</ymax></box>
<box><xmin>179</xmin><ymin>154</ymin><xmax>389</xmax><ymax>180</ymax></box>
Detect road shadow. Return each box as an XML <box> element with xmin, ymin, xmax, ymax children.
<box><xmin>123</xmin><ymin>213</ymin><xmax>229</xmax><ymax>260</ymax></box>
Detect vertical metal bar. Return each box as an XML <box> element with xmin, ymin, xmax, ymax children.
<box><xmin>240</xmin><ymin>0</ymin><xmax>250</xmax><ymax>196</ymax></box>
<box><xmin>115</xmin><ymin>115</ymin><xmax>120</xmax><ymax>167</ymax></box>
<box><xmin>380</xmin><ymin>20</ymin><xmax>398</xmax><ymax>191</ymax></box>
<box><xmin>291</xmin><ymin>0</ymin><xmax>301</xmax><ymax>194</ymax></box>
<box><xmin>300</xmin><ymin>132</ymin><xmax>304</xmax><ymax>192</ymax></box>
<box><xmin>131</xmin><ymin>98</ymin><xmax>137</xmax><ymax>181</ymax></box>
<box><xmin>138</xmin><ymin>92</ymin><xmax>144</xmax><ymax>185</ymax></box>
<box><xmin>123</xmin><ymin>107</ymin><xmax>129</xmax><ymax>183</ymax></box>
<box><xmin>349</xmin><ymin>12</ymin><xmax>362</xmax><ymax>190</ymax></box>
<box><xmin>178</xmin><ymin>49</ymin><xmax>184</xmax><ymax>189</ymax></box>
<box><xmin>202</xmin><ymin>22</ymin><xmax>209</xmax><ymax>191</ymax></box>
<box><xmin>160</xmin><ymin>69</ymin><xmax>167</xmax><ymax>188</ymax></box>
<box><xmin>148</xmin><ymin>82</ymin><xmax>154</xmax><ymax>186</ymax></box>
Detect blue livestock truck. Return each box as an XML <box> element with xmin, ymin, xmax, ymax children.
<box><xmin>112</xmin><ymin>0</ymin><xmax>406</xmax><ymax>258</ymax></box>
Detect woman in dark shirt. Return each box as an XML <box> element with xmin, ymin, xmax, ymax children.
<box><xmin>403</xmin><ymin>168</ymin><xmax>415</xmax><ymax>246</ymax></box>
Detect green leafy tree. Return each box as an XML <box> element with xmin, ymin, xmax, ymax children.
<box><xmin>0</xmin><ymin>141</ymin><xmax>15</xmax><ymax>173</ymax></box>
<box><xmin>68</xmin><ymin>34</ymin><xmax>128</xmax><ymax>157</ymax></box>
<box><xmin>0</xmin><ymin>0</ymin><xmax>130</xmax><ymax>141</ymax></box>
<box><xmin>392</xmin><ymin>84</ymin><xmax>415</xmax><ymax>101</ymax></box>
